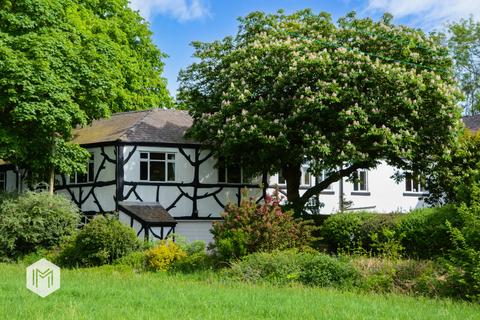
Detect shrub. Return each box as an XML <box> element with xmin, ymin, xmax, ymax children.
<box><xmin>299</xmin><ymin>254</ymin><xmax>359</xmax><ymax>288</ymax></box>
<box><xmin>228</xmin><ymin>250</ymin><xmax>359</xmax><ymax>288</ymax></box>
<box><xmin>442</xmin><ymin>202</ymin><xmax>480</xmax><ymax>302</ymax></box>
<box><xmin>114</xmin><ymin>251</ymin><xmax>147</xmax><ymax>271</ymax></box>
<box><xmin>58</xmin><ymin>215</ymin><xmax>141</xmax><ymax>267</ymax></box>
<box><xmin>145</xmin><ymin>240</ymin><xmax>186</xmax><ymax>272</ymax></box>
<box><xmin>396</xmin><ymin>205</ymin><xmax>461</xmax><ymax>259</ymax></box>
<box><xmin>319</xmin><ymin>212</ymin><xmax>401</xmax><ymax>255</ymax></box>
<box><xmin>0</xmin><ymin>192</ymin><xmax>80</xmax><ymax>260</ymax></box>
<box><xmin>210</xmin><ymin>190</ymin><xmax>316</xmax><ymax>261</ymax></box>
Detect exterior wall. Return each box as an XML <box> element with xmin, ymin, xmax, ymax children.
<box><xmin>175</xmin><ymin>220</ymin><xmax>214</xmax><ymax>244</ymax></box>
<box><xmin>1</xmin><ymin>143</ymin><xmax>428</xmax><ymax>244</ymax></box>
<box><xmin>268</xmin><ymin>161</ymin><xmax>427</xmax><ymax>214</ymax></box>
<box><xmin>122</xmin><ymin>145</ymin><xmax>263</xmax><ymax>219</ymax></box>
<box><xmin>55</xmin><ymin>145</ymin><xmax>117</xmax><ymax>213</ymax></box>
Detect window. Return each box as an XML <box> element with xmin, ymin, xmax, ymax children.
<box><xmin>277</xmin><ymin>170</ymin><xmax>286</xmax><ymax>185</ymax></box>
<box><xmin>71</xmin><ymin>154</ymin><xmax>94</xmax><ymax>184</ymax></box>
<box><xmin>140</xmin><ymin>152</ymin><xmax>176</xmax><ymax>182</ymax></box>
<box><xmin>0</xmin><ymin>172</ymin><xmax>5</xmax><ymax>191</ymax></box>
<box><xmin>353</xmin><ymin>169</ymin><xmax>368</xmax><ymax>191</ymax></box>
<box><xmin>301</xmin><ymin>167</ymin><xmax>311</xmax><ymax>186</ymax></box>
<box><xmin>319</xmin><ymin>170</ymin><xmax>333</xmax><ymax>190</ymax></box>
<box><xmin>218</xmin><ymin>157</ymin><xmax>249</xmax><ymax>184</ymax></box>
<box><xmin>405</xmin><ymin>172</ymin><xmax>426</xmax><ymax>193</ymax></box>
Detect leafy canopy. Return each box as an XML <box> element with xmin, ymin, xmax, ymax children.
<box><xmin>178</xmin><ymin>10</ymin><xmax>463</xmax><ymax>211</ymax></box>
<box><xmin>0</xmin><ymin>0</ymin><xmax>171</xmax><ymax>180</ymax></box>
<box><xmin>448</xmin><ymin>16</ymin><xmax>480</xmax><ymax>115</ymax></box>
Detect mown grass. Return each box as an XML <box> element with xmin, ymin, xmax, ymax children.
<box><xmin>0</xmin><ymin>263</ymin><xmax>478</xmax><ymax>320</ymax></box>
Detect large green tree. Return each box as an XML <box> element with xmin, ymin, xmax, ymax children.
<box><xmin>448</xmin><ymin>17</ymin><xmax>480</xmax><ymax>115</ymax></box>
<box><xmin>0</xmin><ymin>0</ymin><xmax>171</xmax><ymax>192</ymax></box>
<box><xmin>178</xmin><ymin>10</ymin><xmax>463</xmax><ymax>213</ymax></box>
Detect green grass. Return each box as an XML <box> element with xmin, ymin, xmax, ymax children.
<box><xmin>0</xmin><ymin>263</ymin><xmax>478</xmax><ymax>320</ymax></box>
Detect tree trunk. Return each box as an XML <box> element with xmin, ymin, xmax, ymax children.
<box><xmin>282</xmin><ymin>163</ymin><xmax>302</xmax><ymax>216</ymax></box>
<box><xmin>49</xmin><ymin>167</ymin><xmax>55</xmax><ymax>195</ymax></box>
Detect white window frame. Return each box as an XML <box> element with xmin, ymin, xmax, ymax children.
<box><xmin>319</xmin><ymin>170</ymin><xmax>333</xmax><ymax>190</ymax></box>
<box><xmin>139</xmin><ymin>151</ymin><xmax>176</xmax><ymax>182</ymax></box>
<box><xmin>217</xmin><ymin>160</ymin><xmax>249</xmax><ymax>184</ymax></box>
<box><xmin>301</xmin><ymin>166</ymin><xmax>312</xmax><ymax>187</ymax></box>
<box><xmin>71</xmin><ymin>154</ymin><xmax>95</xmax><ymax>184</ymax></box>
<box><xmin>404</xmin><ymin>172</ymin><xmax>426</xmax><ymax>193</ymax></box>
<box><xmin>353</xmin><ymin>169</ymin><xmax>368</xmax><ymax>192</ymax></box>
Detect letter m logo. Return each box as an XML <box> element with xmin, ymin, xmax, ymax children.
<box><xmin>32</xmin><ymin>268</ymin><xmax>54</xmax><ymax>288</ymax></box>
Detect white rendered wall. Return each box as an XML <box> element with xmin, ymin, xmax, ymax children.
<box><xmin>268</xmin><ymin>161</ymin><xmax>427</xmax><ymax>214</ymax></box>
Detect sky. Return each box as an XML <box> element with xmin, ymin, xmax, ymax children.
<box><xmin>129</xmin><ymin>0</ymin><xmax>480</xmax><ymax>96</ymax></box>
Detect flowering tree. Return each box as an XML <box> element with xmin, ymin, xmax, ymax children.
<box><xmin>178</xmin><ymin>10</ymin><xmax>463</xmax><ymax>213</ymax></box>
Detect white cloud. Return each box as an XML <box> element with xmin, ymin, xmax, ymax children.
<box><xmin>129</xmin><ymin>0</ymin><xmax>210</xmax><ymax>22</ymax></box>
<box><xmin>365</xmin><ymin>0</ymin><xmax>480</xmax><ymax>29</ymax></box>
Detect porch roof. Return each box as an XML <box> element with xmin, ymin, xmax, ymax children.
<box><xmin>118</xmin><ymin>201</ymin><xmax>177</xmax><ymax>227</ymax></box>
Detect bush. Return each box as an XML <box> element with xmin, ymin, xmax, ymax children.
<box><xmin>210</xmin><ymin>190</ymin><xmax>316</xmax><ymax>261</ymax></box>
<box><xmin>0</xmin><ymin>192</ymin><xmax>80</xmax><ymax>260</ymax></box>
<box><xmin>145</xmin><ymin>240</ymin><xmax>186</xmax><ymax>272</ymax></box>
<box><xmin>319</xmin><ymin>212</ymin><xmax>401</xmax><ymax>255</ymax></box>
<box><xmin>442</xmin><ymin>202</ymin><xmax>480</xmax><ymax>302</ymax></box>
<box><xmin>58</xmin><ymin>215</ymin><xmax>141</xmax><ymax>267</ymax></box>
<box><xmin>396</xmin><ymin>205</ymin><xmax>461</xmax><ymax>259</ymax></box>
<box><xmin>114</xmin><ymin>251</ymin><xmax>147</xmax><ymax>271</ymax></box>
<box><xmin>228</xmin><ymin>250</ymin><xmax>359</xmax><ymax>288</ymax></box>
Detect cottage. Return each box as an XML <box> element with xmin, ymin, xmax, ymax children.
<box><xmin>1</xmin><ymin>110</ymin><xmax>478</xmax><ymax>243</ymax></box>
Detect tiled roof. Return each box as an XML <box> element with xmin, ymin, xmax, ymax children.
<box><xmin>462</xmin><ymin>114</ymin><xmax>480</xmax><ymax>133</ymax></box>
<box><xmin>72</xmin><ymin>109</ymin><xmax>197</xmax><ymax>145</ymax></box>
<box><xmin>119</xmin><ymin>202</ymin><xmax>177</xmax><ymax>226</ymax></box>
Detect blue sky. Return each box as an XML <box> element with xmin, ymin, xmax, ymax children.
<box><xmin>129</xmin><ymin>0</ymin><xmax>480</xmax><ymax>96</ymax></box>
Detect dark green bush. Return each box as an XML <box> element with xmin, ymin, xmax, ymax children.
<box><xmin>0</xmin><ymin>192</ymin><xmax>80</xmax><ymax>260</ymax></box>
<box><xmin>210</xmin><ymin>190</ymin><xmax>316</xmax><ymax>261</ymax></box>
<box><xmin>59</xmin><ymin>215</ymin><xmax>141</xmax><ymax>267</ymax></box>
<box><xmin>318</xmin><ymin>211</ymin><xmax>401</xmax><ymax>255</ymax></box>
<box><xmin>228</xmin><ymin>250</ymin><xmax>359</xmax><ymax>288</ymax></box>
<box><xmin>299</xmin><ymin>254</ymin><xmax>359</xmax><ymax>288</ymax></box>
<box><xmin>396</xmin><ymin>205</ymin><xmax>461</xmax><ymax>259</ymax></box>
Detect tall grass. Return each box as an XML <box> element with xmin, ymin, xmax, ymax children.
<box><xmin>0</xmin><ymin>263</ymin><xmax>478</xmax><ymax>320</ymax></box>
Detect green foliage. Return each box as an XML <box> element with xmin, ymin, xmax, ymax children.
<box><xmin>210</xmin><ymin>191</ymin><xmax>316</xmax><ymax>261</ymax></box>
<box><xmin>58</xmin><ymin>215</ymin><xmax>141</xmax><ymax>267</ymax></box>
<box><xmin>426</xmin><ymin>131</ymin><xmax>480</xmax><ymax>205</ymax></box>
<box><xmin>145</xmin><ymin>240</ymin><xmax>187</xmax><ymax>272</ymax></box>
<box><xmin>448</xmin><ymin>17</ymin><xmax>480</xmax><ymax>115</ymax></box>
<box><xmin>0</xmin><ymin>0</ymin><xmax>171</xmax><ymax>182</ymax></box>
<box><xmin>443</xmin><ymin>202</ymin><xmax>480</xmax><ymax>302</ymax></box>
<box><xmin>179</xmin><ymin>9</ymin><xmax>462</xmax><ymax>211</ymax></box>
<box><xmin>0</xmin><ymin>192</ymin><xmax>80</xmax><ymax>260</ymax></box>
<box><xmin>319</xmin><ymin>211</ymin><xmax>401</xmax><ymax>256</ymax></box>
<box><xmin>228</xmin><ymin>250</ymin><xmax>359</xmax><ymax>288</ymax></box>
<box><xmin>397</xmin><ymin>206</ymin><xmax>462</xmax><ymax>259</ymax></box>
<box><xmin>351</xmin><ymin>257</ymin><xmax>448</xmax><ymax>297</ymax></box>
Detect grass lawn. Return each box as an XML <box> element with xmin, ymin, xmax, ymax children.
<box><xmin>0</xmin><ymin>263</ymin><xmax>478</xmax><ymax>320</ymax></box>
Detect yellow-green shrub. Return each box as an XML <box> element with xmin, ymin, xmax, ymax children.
<box><xmin>145</xmin><ymin>240</ymin><xmax>186</xmax><ymax>271</ymax></box>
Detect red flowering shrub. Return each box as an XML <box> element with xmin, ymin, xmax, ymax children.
<box><xmin>210</xmin><ymin>190</ymin><xmax>316</xmax><ymax>261</ymax></box>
